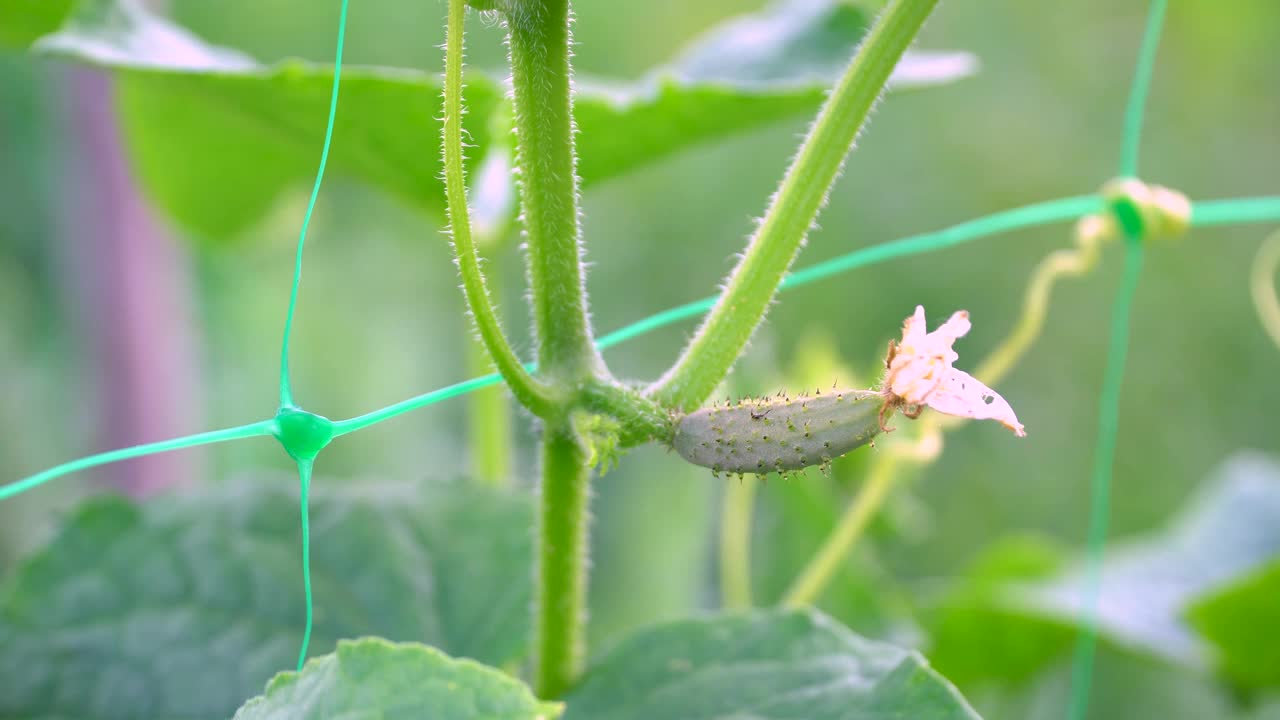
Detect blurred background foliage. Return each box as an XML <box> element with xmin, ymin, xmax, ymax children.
<box><xmin>1</xmin><ymin>0</ymin><xmax>1279</xmax><ymax>718</ymax></box>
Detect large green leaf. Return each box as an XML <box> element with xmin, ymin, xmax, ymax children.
<box><xmin>233</xmin><ymin>638</ymin><xmax>560</xmax><ymax>720</ymax></box>
<box><xmin>0</xmin><ymin>477</ymin><xmax>533</xmax><ymax>720</ymax></box>
<box><xmin>573</xmin><ymin>0</ymin><xmax>975</xmax><ymax>187</ymax></box>
<box><xmin>1185</xmin><ymin>558</ymin><xmax>1280</xmax><ymax>690</ymax></box>
<box><xmin>35</xmin><ymin>0</ymin><xmax>502</xmax><ymax>241</ymax></box>
<box><xmin>563</xmin><ymin>608</ymin><xmax>981</xmax><ymax>719</ymax></box>
<box><xmin>666</xmin><ymin>0</ymin><xmax>974</xmax><ymax>89</ymax></box>
<box><xmin>33</xmin><ymin>0</ymin><xmax>974</xmax><ymax>241</ymax></box>
<box><xmin>925</xmin><ymin>452</ymin><xmax>1280</xmax><ymax>686</ymax></box>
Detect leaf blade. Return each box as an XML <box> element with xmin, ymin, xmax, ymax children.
<box><xmin>924</xmin><ymin>452</ymin><xmax>1280</xmax><ymax>686</ymax></box>
<box><xmin>30</xmin><ymin>0</ymin><xmax>972</xmax><ymax>241</ymax></box>
<box><xmin>232</xmin><ymin>638</ymin><xmax>562</xmax><ymax>720</ymax></box>
<box><xmin>0</xmin><ymin>477</ymin><xmax>533</xmax><ymax>720</ymax></box>
<box><xmin>564</xmin><ymin>608</ymin><xmax>980</xmax><ymax>720</ymax></box>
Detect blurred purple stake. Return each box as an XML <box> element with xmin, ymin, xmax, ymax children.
<box><xmin>59</xmin><ymin>67</ymin><xmax>204</xmax><ymax>496</ymax></box>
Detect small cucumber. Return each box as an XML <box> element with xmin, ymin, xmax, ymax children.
<box><xmin>672</xmin><ymin>389</ymin><xmax>884</xmax><ymax>476</ymax></box>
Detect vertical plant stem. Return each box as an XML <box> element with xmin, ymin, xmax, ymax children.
<box><xmin>505</xmin><ymin>0</ymin><xmax>601</xmax><ymax>379</ymax></box>
<box><xmin>533</xmin><ymin>428</ymin><xmax>591</xmax><ymax>698</ymax></box>
<box><xmin>783</xmin><ymin>453</ymin><xmax>901</xmax><ymax>607</ymax></box>
<box><xmin>720</xmin><ymin>477</ymin><xmax>757</xmax><ymax>609</ymax></box>
<box><xmin>501</xmin><ymin>0</ymin><xmax>602</xmax><ymax>698</ymax></box>
<box><xmin>444</xmin><ymin>0</ymin><xmax>554</xmax><ymax>415</ymax></box>
<box><xmin>652</xmin><ymin>0</ymin><xmax>941</xmax><ymax>411</ymax></box>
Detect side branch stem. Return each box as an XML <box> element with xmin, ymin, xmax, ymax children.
<box><xmin>444</xmin><ymin>0</ymin><xmax>555</xmax><ymax>416</ymax></box>
<box><xmin>651</xmin><ymin>0</ymin><xmax>941</xmax><ymax>411</ymax></box>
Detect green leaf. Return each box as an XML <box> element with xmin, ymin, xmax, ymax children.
<box><xmin>926</xmin><ymin>452</ymin><xmax>1280</xmax><ymax>686</ymax></box>
<box><xmin>667</xmin><ymin>0</ymin><xmax>974</xmax><ymax>89</ymax></box>
<box><xmin>233</xmin><ymin>638</ymin><xmax>561</xmax><ymax>720</ymax></box>
<box><xmin>573</xmin><ymin>0</ymin><xmax>975</xmax><ymax>186</ymax></box>
<box><xmin>0</xmin><ymin>477</ymin><xmax>533</xmax><ymax>720</ymax></box>
<box><xmin>32</xmin><ymin>0</ymin><xmax>973</xmax><ymax>242</ymax></box>
<box><xmin>0</xmin><ymin>0</ymin><xmax>75</xmax><ymax>49</ymax></box>
<box><xmin>1185</xmin><ymin>558</ymin><xmax>1280</xmax><ymax>690</ymax></box>
<box><xmin>923</xmin><ymin>535</ymin><xmax>1076</xmax><ymax>687</ymax></box>
<box><xmin>1016</xmin><ymin>452</ymin><xmax>1280</xmax><ymax>664</ymax></box>
<box><xmin>563</xmin><ymin>608</ymin><xmax>981</xmax><ymax>719</ymax></box>
<box><xmin>34</xmin><ymin>0</ymin><xmax>502</xmax><ymax>242</ymax></box>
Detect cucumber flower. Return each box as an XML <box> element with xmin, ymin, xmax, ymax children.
<box><xmin>883</xmin><ymin>305</ymin><xmax>1026</xmax><ymax>436</ymax></box>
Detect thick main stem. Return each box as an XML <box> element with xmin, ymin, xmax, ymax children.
<box><xmin>533</xmin><ymin>428</ymin><xmax>591</xmax><ymax>698</ymax></box>
<box><xmin>652</xmin><ymin>0</ymin><xmax>940</xmax><ymax>411</ymax></box>
<box><xmin>505</xmin><ymin>0</ymin><xmax>600</xmax><ymax>380</ymax></box>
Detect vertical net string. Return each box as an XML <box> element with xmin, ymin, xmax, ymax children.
<box><xmin>1067</xmin><ymin>1</ymin><xmax>1168</xmax><ymax>718</ymax></box>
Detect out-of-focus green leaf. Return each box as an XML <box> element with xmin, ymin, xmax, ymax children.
<box><xmin>0</xmin><ymin>477</ymin><xmax>533</xmax><ymax>720</ymax></box>
<box><xmin>924</xmin><ymin>535</ymin><xmax>1076</xmax><ymax>687</ymax></box>
<box><xmin>33</xmin><ymin>0</ymin><xmax>974</xmax><ymax>242</ymax></box>
<box><xmin>232</xmin><ymin>638</ymin><xmax>561</xmax><ymax>720</ymax></box>
<box><xmin>0</xmin><ymin>0</ymin><xmax>75</xmax><ymax>49</ymax></box>
<box><xmin>925</xmin><ymin>452</ymin><xmax>1280</xmax><ymax>687</ymax></box>
<box><xmin>563</xmin><ymin>609</ymin><xmax>981</xmax><ymax>719</ymax></box>
<box><xmin>1014</xmin><ymin>452</ymin><xmax>1280</xmax><ymax>665</ymax></box>
<box><xmin>35</xmin><ymin>0</ymin><xmax>501</xmax><ymax>242</ymax></box>
<box><xmin>1185</xmin><ymin>558</ymin><xmax>1280</xmax><ymax>690</ymax></box>
<box><xmin>668</xmin><ymin>0</ymin><xmax>974</xmax><ymax>89</ymax></box>
<box><xmin>574</xmin><ymin>0</ymin><xmax>975</xmax><ymax>185</ymax></box>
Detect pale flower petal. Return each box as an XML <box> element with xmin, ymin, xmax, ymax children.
<box><xmin>901</xmin><ymin>305</ymin><xmax>928</xmax><ymax>347</ymax></box>
<box><xmin>934</xmin><ymin>310</ymin><xmax>971</xmax><ymax>347</ymax></box>
<box><xmin>883</xmin><ymin>306</ymin><xmax>1026</xmax><ymax>436</ymax></box>
<box><xmin>886</xmin><ymin>306</ymin><xmax>967</xmax><ymax>405</ymax></box>
<box><xmin>926</xmin><ymin>368</ymin><xmax>1026</xmax><ymax>437</ymax></box>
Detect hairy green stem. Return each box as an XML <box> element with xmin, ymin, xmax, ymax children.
<box><xmin>500</xmin><ymin>0</ymin><xmax>607</xmax><ymax>697</ymax></box>
<box><xmin>651</xmin><ymin>0</ymin><xmax>941</xmax><ymax>411</ymax></box>
<box><xmin>720</xmin><ymin>477</ymin><xmax>757</xmax><ymax>609</ymax></box>
<box><xmin>533</xmin><ymin>427</ymin><xmax>591</xmax><ymax>698</ymax></box>
<box><xmin>579</xmin><ymin>380</ymin><xmax>673</xmax><ymax>448</ymax></box>
<box><xmin>505</xmin><ymin>0</ymin><xmax>601</xmax><ymax>380</ymax></box>
<box><xmin>444</xmin><ymin>0</ymin><xmax>555</xmax><ymax>416</ymax></box>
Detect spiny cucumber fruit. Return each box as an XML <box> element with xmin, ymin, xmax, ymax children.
<box><xmin>672</xmin><ymin>389</ymin><xmax>884</xmax><ymax>477</ymax></box>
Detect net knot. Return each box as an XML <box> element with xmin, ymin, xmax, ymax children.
<box><xmin>274</xmin><ymin>407</ymin><xmax>335</xmax><ymax>462</ymax></box>
<box><xmin>1078</xmin><ymin>178</ymin><xmax>1190</xmax><ymax>249</ymax></box>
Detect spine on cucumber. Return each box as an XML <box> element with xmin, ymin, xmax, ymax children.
<box><xmin>671</xmin><ymin>389</ymin><xmax>883</xmax><ymax>476</ymax></box>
